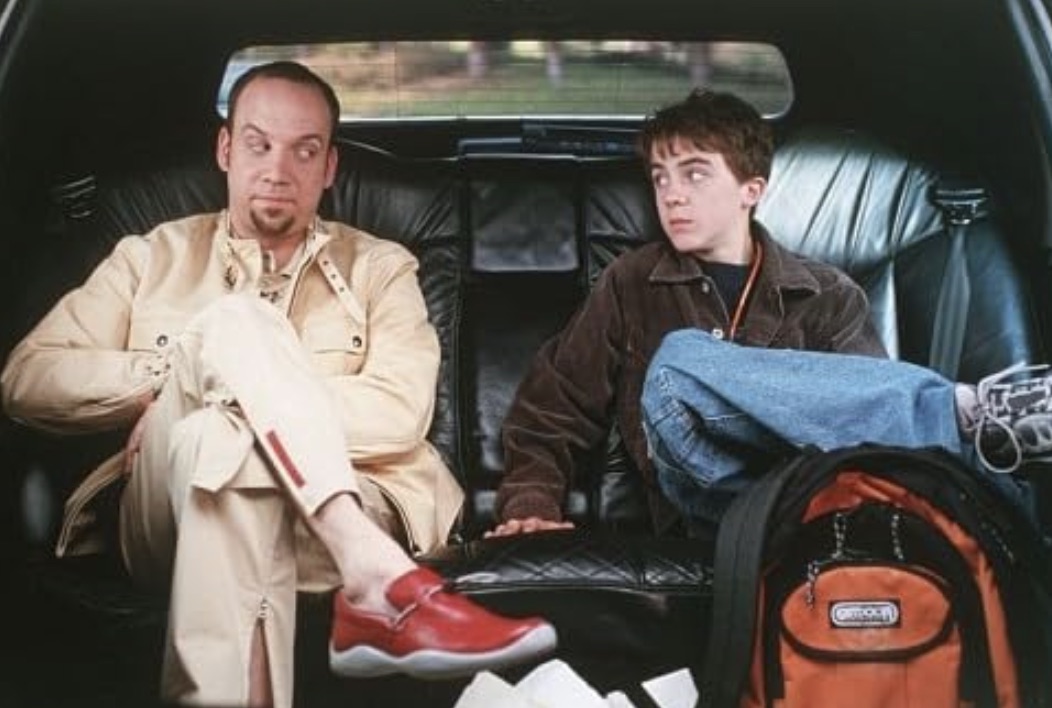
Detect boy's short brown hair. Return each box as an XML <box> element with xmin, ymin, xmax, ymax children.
<box><xmin>638</xmin><ymin>89</ymin><xmax>773</xmax><ymax>182</ymax></box>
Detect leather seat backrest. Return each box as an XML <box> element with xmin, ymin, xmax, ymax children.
<box><xmin>458</xmin><ymin>155</ymin><xmax>589</xmax><ymax>533</ymax></box>
<box><xmin>759</xmin><ymin>127</ymin><xmax>1041</xmax><ymax>381</ymax></box>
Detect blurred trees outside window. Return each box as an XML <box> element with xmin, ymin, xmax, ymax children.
<box><xmin>220</xmin><ymin>40</ymin><xmax>792</xmax><ymax>119</ymax></box>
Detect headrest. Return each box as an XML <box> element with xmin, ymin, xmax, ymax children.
<box><xmin>465</xmin><ymin>155</ymin><xmax>581</xmax><ymax>273</ymax></box>
<box><xmin>757</xmin><ymin>127</ymin><xmax>943</xmax><ymax>272</ymax></box>
<box><xmin>330</xmin><ymin>141</ymin><xmax>459</xmax><ymax>249</ymax></box>
<box><xmin>91</xmin><ymin>165</ymin><xmax>226</xmax><ymax>244</ymax></box>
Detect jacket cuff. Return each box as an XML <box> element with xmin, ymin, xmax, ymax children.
<box><xmin>498</xmin><ymin>490</ymin><xmax>563</xmax><ymax>523</ymax></box>
<box><xmin>129</xmin><ymin>350</ymin><xmax>171</xmax><ymax>396</ymax></box>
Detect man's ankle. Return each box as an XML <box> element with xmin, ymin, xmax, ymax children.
<box><xmin>340</xmin><ymin>565</ymin><xmax>417</xmax><ymax>617</ymax></box>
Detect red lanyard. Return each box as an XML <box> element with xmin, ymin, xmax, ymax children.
<box><xmin>727</xmin><ymin>239</ymin><xmax>764</xmax><ymax>341</ymax></box>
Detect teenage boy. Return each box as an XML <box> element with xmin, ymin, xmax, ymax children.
<box><xmin>490</xmin><ymin>89</ymin><xmax>1045</xmax><ymax>537</ymax></box>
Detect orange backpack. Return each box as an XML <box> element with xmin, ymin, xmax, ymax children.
<box><xmin>699</xmin><ymin>445</ymin><xmax>1052</xmax><ymax>708</ymax></box>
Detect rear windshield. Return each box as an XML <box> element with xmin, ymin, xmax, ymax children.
<box><xmin>218</xmin><ymin>40</ymin><xmax>793</xmax><ymax>120</ymax></box>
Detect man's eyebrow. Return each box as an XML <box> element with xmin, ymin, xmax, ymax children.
<box><xmin>238</xmin><ymin>123</ymin><xmax>326</xmax><ymax>145</ymax></box>
<box><xmin>240</xmin><ymin>123</ymin><xmax>267</xmax><ymax>137</ymax></box>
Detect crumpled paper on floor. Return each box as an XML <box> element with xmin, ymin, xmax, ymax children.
<box><xmin>453</xmin><ymin>659</ymin><xmax>698</xmax><ymax>708</ymax></box>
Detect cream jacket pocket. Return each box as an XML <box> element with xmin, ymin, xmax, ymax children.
<box><xmin>300</xmin><ymin>319</ymin><xmax>366</xmax><ymax>376</ymax></box>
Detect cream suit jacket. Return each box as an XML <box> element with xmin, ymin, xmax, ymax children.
<box><xmin>1</xmin><ymin>212</ymin><xmax>464</xmax><ymax>557</ymax></box>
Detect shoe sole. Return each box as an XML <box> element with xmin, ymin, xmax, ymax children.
<box><xmin>329</xmin><ymin>623</ymin><xmax>558</xmax><ymax>679</ymax></box>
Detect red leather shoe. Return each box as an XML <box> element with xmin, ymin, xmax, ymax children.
<box><xmin>329</xmin><ymin>567</ymin><xmax>558</xmax><ymax>679</ymax></box>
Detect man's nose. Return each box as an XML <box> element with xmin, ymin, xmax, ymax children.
<box><xmin>261</xmin><ymin>147</ymin><xmax>295</xmax><ymax>182</ymax></box>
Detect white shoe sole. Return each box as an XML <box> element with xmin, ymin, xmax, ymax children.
<box><xmin>329</xmin><ymin>623</ymin><xmax>558</xmax><ymax>679</ymax></box>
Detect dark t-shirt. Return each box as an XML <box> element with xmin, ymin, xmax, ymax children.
<box><xmin>702</xmin><ymin>260</ymin><xmax>749</xmax><ymax>311</ymax></box>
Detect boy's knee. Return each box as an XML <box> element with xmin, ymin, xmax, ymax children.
<box><xmin>654</xmin><ymin>328</ymin><xmax>719</xmax><ymax>361</ymax></box>
<box><xmin>642</xmin><ymin>364</ymin><xmax>683</xmax><ymax>421</ymax></box>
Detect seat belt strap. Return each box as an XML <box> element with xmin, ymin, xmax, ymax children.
<box><xmin>929</xmin><ymin>182</ymin><xmax>986</xmax><ymax>379</ymax></box>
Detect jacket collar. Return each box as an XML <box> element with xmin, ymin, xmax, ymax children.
<box><xmin>217</xmin><ymin>209</ymin><xmax>332</xmax><ymax>253</ymax></box>
<box><xmin>647</xmin><ymin>221</ymin><xmax>820</xmax><ymax>296</ymax></box>
<box><xmin>215</xmin><ymin>210</ymin><xmax>334</xmax><ymax>287</ymax></box>
<box><xmin>647</xmin><ymin>222</ymin><xmax>821</xmax><ymax>346</ymax></box>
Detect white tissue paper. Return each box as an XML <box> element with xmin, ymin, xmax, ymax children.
<box><xmin>452</xmin><ymin>659</ymin><xmax>698</xmax><ymax>708</ymax></box>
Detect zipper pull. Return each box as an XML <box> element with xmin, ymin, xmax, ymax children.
<box><xmin>804</xmin><ymin>559</ymin><xmax>823</xmax><ymax>607</ymax></box>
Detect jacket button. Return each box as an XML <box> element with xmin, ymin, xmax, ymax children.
<box><xmin>352</xmin><ymin>336</ymin><xmax>363</xmax><ymax>348</ymax></box>
<box><xmin>711</xmin><ymin>328</ymin><xmax>724</xmax><ymax>340</ymax></box>
<box><xmin>701</xmin><ymin>282</ymin><xmax>710</xmax><ymax>294</ymax></box>
<box><xmin>156</xmin><ymin>334</ymin><xmax>169</xmax><ymax>347</ymax></box>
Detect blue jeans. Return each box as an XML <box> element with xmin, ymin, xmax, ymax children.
<box><xmin>640</xmin><ymin>329</ymin><xmax>1034</xmax><ymax>529</ymax></box>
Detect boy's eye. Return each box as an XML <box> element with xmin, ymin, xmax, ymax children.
<box><xmin>688</xmin><ymin>168</ymin><xmax>707</xmax><ymax>182</ymax></box>
<box><xmin>651</xmin><ymin>173</ymin><xmax>669</xmax><ymax>187</ymax></box>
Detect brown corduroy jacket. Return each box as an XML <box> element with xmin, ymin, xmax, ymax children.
<box><xmin>496</xmin><ymin>224</ymin><xmax>887</xmax><ymax>533</ymax></box>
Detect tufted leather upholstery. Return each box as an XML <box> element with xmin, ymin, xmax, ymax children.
<box><xmin>6</xmin><ymin>126</ymin><xmax>1043</xmax><ymax>703</ymax></box>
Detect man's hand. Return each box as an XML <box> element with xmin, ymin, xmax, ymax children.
<box><xmin>484</xmin><ymin>516</ymin><xmax>575</xmax><ymax>538</ymax></box>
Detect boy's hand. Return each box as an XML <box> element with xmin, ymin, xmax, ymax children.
<box><xmin>485</xmin><ymin>516</ymin><xmax>575</xmax><ymax>538</ymax></box>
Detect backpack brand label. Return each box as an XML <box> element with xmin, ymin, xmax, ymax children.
<box><xmin>829</xmin><ymin>600</ymin><xmax>900</xmax><ymax>628</ymax></box>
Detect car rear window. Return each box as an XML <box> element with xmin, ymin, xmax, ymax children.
<box><xmin>218</xmin><ymin>40</ymin><xmax>793</xmax><ymax>121</ymax></box>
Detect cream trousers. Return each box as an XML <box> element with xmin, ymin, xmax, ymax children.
<box><xmin>119</xmin><ymin>294</ymin><xmax>401</xmax><ymax>708</ymax></box>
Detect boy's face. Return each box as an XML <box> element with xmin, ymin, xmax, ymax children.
<box><xmin>648</xmin><ymin>137</ymin><xmax>765</xmax><ymax>263</ymax></box>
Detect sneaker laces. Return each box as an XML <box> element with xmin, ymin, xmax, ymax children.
<box><xmin>974</xmin><ymin>362</ymin><xmax>1051</xmax><ymax>475</ymax></box>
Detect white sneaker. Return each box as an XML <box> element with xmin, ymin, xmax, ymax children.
<box><xmin>975</xmin><ymin>363</ymin><xmax>1052</xmax><ymax>474</ymax></box>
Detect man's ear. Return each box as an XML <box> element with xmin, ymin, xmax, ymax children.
<box><xmin>216</xmin><ymin>126</ymin><xmax>232</xmax><ymax>172</ymax></box>
<box><xmin>741</xmin><ymin>176</ymin><xmax>767</xmax><ymax>208</ymax></box>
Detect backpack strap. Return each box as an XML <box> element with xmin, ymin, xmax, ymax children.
<box><xmin>699</xmin><ymin>450</ymin><xmax>818</xmax><ymax>708</ymax></box>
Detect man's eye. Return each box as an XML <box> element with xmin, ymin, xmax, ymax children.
<box><xmin>296</xmin><ymin>146</ymin><xmax>319</xmax><ymax>162</ymax></box>
<box><xmin>246</xmin><ymin>139</ymin><xmax>268</xmax><ymax>155</ymax></box>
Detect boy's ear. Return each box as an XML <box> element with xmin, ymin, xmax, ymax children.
<box><xmin>742</xmin><ymin>176</ymin><xmax>767</xmax><ymax>207</ymax></box>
